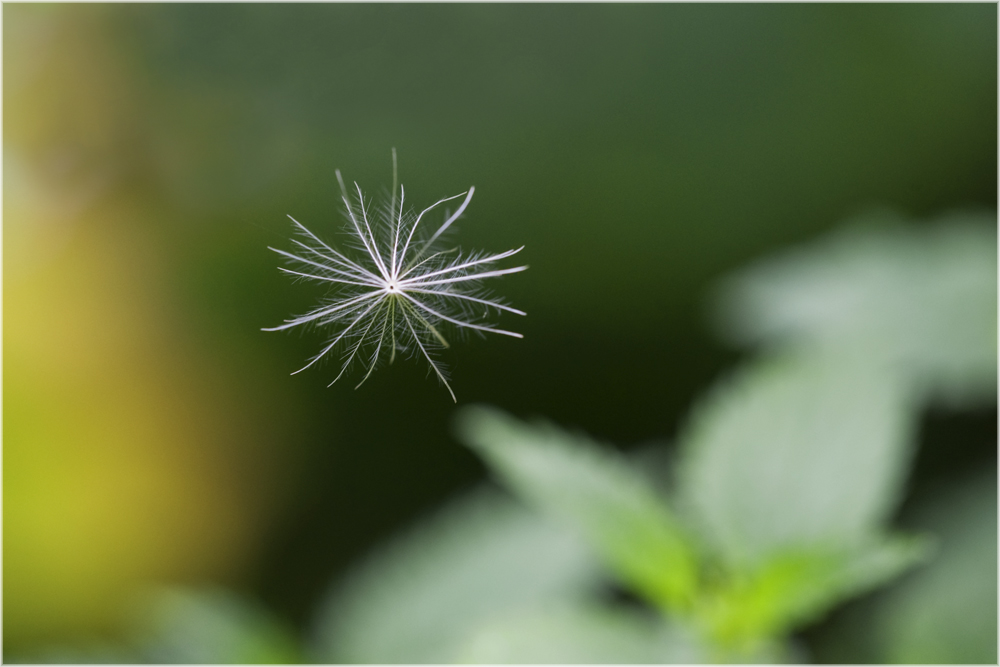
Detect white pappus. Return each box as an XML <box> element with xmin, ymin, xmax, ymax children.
<box><xmin>263</xmin><ymin>151</ymin><xmax>527</xmax><ymax>401</ymax></box>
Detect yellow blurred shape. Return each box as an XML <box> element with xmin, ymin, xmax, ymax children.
<box><xmin>4</xmin><ymin>5</ymin><xmax>268</xmax><ymax>647</ymax></box>
<box><xmin>4</xmin><ymin>187</ymin><xmax>261</xmax><ymax>646</ymax></box>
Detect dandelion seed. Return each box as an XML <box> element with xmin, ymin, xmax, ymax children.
<box><xmin>263</xmin><ymin>150</ymin><xmax>527</xmax><ymax>402</ymax></box>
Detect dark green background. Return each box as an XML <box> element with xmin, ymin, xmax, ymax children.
<box><xmin>7</xmin><ymin>2</ymin><xmax>997</xmax><ymax>650</ymax></box>
<box><xmin>132</xmin><ymin>0</ymin><xmax>997</xmax><ymax>623</ymax></box>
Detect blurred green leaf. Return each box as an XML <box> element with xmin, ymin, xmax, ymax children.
<box><xmin>454</xmin><ymin>603</ymin><xmax>705</xmax><ymax>664</ymax></box>
<box><xmin>456</xmin><ymin>406</ymin><xmax>700</xmax><ymax>613</ymax></box>
<box><xmin>133</xmin><ymin>588</ymin><xmax>300</xmax><ymax>664</ymax></box>
<box><xmin>713</xmin><ymin>213</ymin><xmax>997</xmax><ymax>407</ymax></box>
<box><xmin>876</xmin><ymin>471</ymin><xmax>997</xmax><ymax>663</ymax></box>
<box><xmin>6</xmin><ymin>642</ymin><xmax>136</xmax><ymax>664</ymax></box>
<box><xmin>676</xmin><ymin>353</ymin><xmax>915</xmax><ymax>566</ymax></box>
<box><xmin>699</xmin><ymin>535</ymin><xmax>930</xmax><ymax>648</ymax></box>
<box><xmin>312</xmin><ymin>487</ymin><xmax>602</xmax><ymax>664</ymax></box>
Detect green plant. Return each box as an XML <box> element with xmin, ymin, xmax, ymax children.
<box><xmin>311</xmin><ymin>212</ymin><xmax>995</xmax><ymax>663</ymax></box>
<box><xmin>24</xmin><ymin>214</ymin><xmax>991</xmax><ymax>664</ymax></box>
<box><xmin>453</xmin><ymin>352</ymin><xmax>929</xmax><ymax>660</ymax></box>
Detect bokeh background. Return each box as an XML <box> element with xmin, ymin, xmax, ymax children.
<box><xmin>4</xmin><ymin>3</ymin><xmax>996</xmax><ymax>660</ymax></box>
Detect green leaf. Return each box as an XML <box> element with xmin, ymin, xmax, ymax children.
<box><xmin>698</xmin><ymin>535</ymin><xmax>930</xmax><ymax>648</ymax></box>
<box><xmin>712</xmin><ymin>213</ymin><xmax>997</xmax><ymax>407</ymax></box>
<box><xmin>132</xmin><ymin>587</ymin><xmax>300</xmax><ymax>664</ymax></box>
<box><xmin>676</xmin><ymin>352</ymin><xmax>915</xmax><ymax>567</ymax></box>
<box><xmin>453</xmin><ymin>603</ymin><xmax>706</xmax><ymax>664</ymax></box>
<box><xmin>7</xmin><ymin>642</ymin><xmax>135</xmax><ymax>664</ymax></box>
<box><xmin>876</xmin><ymin>471</ymin><xmax>997</xmax><ymax>663</ymax></box>
<box><xmin>456</xmin><ymin>406</ymin><xmax>699</xmax><ymax>612</ymax></box>
<box><xmin>311</xmin><ymin>487</ymin><xmax>602</xmax><ymax>664</ymax></box>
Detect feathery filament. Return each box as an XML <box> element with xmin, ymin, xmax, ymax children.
<box><xmin>263</xmin><ymin>151</ymin><xmax>527</xmax><ymax>401</ymax></box>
